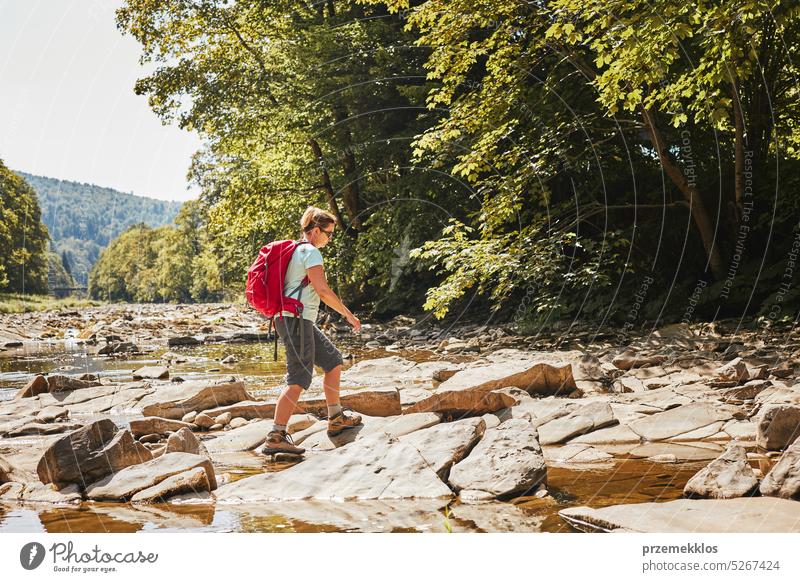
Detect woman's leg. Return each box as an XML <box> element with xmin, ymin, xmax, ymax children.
<box><xmin>322</xmin><ymin>365</ymin><xmax>341</xmax><ymax>407</ymax></box>
<box><xmin>274</xmin><ymin>384</ymin><xmax>304</xmax><ymax>426</ymax></box>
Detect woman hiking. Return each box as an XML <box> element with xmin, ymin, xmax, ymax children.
<box><xmin>261</xmin><ymin>206</ymin><xmax>363</xmax><ymax>455</ymax></box>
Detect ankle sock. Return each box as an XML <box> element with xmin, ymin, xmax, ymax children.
<box><xmin>272</xmin><ymin>422</ymin><xmax>287</xmax><ymax>433</ymax></box>
<box><xmin>327</xmin><ymin>404</ymin><xmax>342</xmax><ymax>418</ymax></box>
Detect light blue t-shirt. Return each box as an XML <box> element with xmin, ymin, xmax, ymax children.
<box><xmin>281</xmin><ymin>242</ymin><xmax>324</xmax><ymax>322</ymax></box>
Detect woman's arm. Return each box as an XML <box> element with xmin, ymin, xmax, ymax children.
<box><xmin>306</xmin><ymin>265</ymin><xmax>361</xmax><ymax>331</ymax></box>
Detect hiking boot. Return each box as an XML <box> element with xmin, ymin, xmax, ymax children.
<box><xmin>260</xmin><ymin>430</ymin><xmax>305</xmax><ymax>456</ymax></box>
<box><xmin>327</xmin><ymin>410</ymin><xmax>363</xmax><ymax>437</ymax></box>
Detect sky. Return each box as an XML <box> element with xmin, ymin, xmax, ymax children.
<box><xmin>0</xmin><ymin>0</ymin><xmax>202</xmax><ymax>201</ymax></box>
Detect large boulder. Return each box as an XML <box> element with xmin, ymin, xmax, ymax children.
<box><xmin>448</xmin><ymin>418</ymin><xmax>547</xmax><ymax>498</ymax></box>
<box><xmin>760</xmin><ymin>437</ymin><xmax>800</xmax><ymax>499</ymax></box>
<box><xmin>139</xmin><ymin>379</ymin><xmax>251</xmax><ymax>419</ymax></box>
<box><xmin>683</xmin><ymin>445</ymin><xmax>758</xmax><ymax>499</ymax></box>
<box><xmin>755</xmin><ymin>405</ymin><xmax>800</xmax><ymax>451</ymax></box>
<box><xmin>37</xmin><ymin>420</ymin><xmax>152</xmax><ymax>486</ymax></box>
<box><xmin>45</xmin><ymin>374</ymin><xmax>103</xmax><ymax>393</ymax></box>
<box><xmin>436</xmin><ymin>355</ymin><xmax>576</xmax><ymax>396</ymax></box>
<box><xmin>215</xmin><ymin>434</ymin><xmax>453</xmax><ymax>502</ymax></box>
<box><xmin>86</xmin><ymin>452</ymin><xmax>216</xmax><ymax>501</ymax></box>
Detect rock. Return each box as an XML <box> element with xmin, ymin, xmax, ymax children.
<box><xmin>45</xmin><ymin>374</ymin><xmax>102</xmax><ymax>393</ymax></box>
<box><xmin>132</xmin><ymin>365</ymin><xmax>169</xmax><ymax>380</ymax></box>
<box><xmin>37</xmin><ymin>420</ymin><xmax>153</xmax><ymax>486</ymax></box>
<box><xmin>130</xmin><ymin>466</ymin><xmax>212</xmax><ymax>503</ymax></box>
<box><xmin>537</xmin><ymin>402</ymin><xmax>616</xmax><ymax>445</ymax></box>
<box><xmin>2</xmin><ymin>420</ymin><xmax>84</xmax><ymax>437</ymax></box>
<box><xmin>194</xmin><ymin>413</ymin><xmax>215</xmax><ymax>429</ymax></box>
<box><xmin>205</xmin><ymin>420</ymin><xmax>271</xmax><ymax>453</ymax></box>
<box><xmin>35</xmin><ymin>405</ymin><xmax>69</xmax><ymax>423</ymax></box>
<box><xmin>542</xmin><ymin>444</ymin><xmax>613</xmax><ymax>465</ymax></box>
<box><xmin>769</xmin><ymin>361</ymin><xmax>794</xmax><ymax>379</ymax></box>
<box><xmin>720</xmin><ymin>380</ymin><xmax>769</xmax><ymax>402</ymax></box>
<box><xmin>214</xmin><ymin>412</ymin><xmax>232</xmax><ymax>426</ymax></box>
<box><xmin>755</xmin><ymin>405</ymin><xmax>800</xmax><ymax>451</ymax></box>
<box><xmin>683</xmin><ymin>445</ymin><xmax>758</xmax><ymax>499</ymax></box>
<box><xmin>399</xmin><ymin>418</ymin><xmax>485</xmax><ymax>479</ymax></box>
<box><xmin>14</xmin><ymin>375</ymin><xmax>48</xmax><ymax>399</ymax></box>
<box><xmin>760</xmin><ymin>437</ymin><xmax>800</xmax><ymax>499</ymax></box>
<box><xmin>165</xmin><ymin>428</ymin><xmax>209</xmax><ymax>457</ymax></box>
<box><xmin>715</xmin><ymin>357</ymin><xmax>749</xmax><ymax>384</ymax></box>
<box><xmin>627</xmin><ymin>402</ymin><xmax>731</xmax><ymax>441</ymax></box>
<box><xmin>436</xmin><ymin>357</ymin><xmax>576</xmax><ymax>396</ymax></box>
<box><xmin>229</xmin><ymin>417</ymin><xmax>248</xmax><ymax>429</ymax></box>
<box><xmin>612</xmin><ymin>352</ymin><xmax>667</xmax><ymax>370</ymax></box>
<box><xmin>570</xmin><ymin>424</ymin><xmax>642</xmax><ymax>445</ymax></box>
<box><xmin>220</xmin><ymin>355</ymin><xmax>237</xmax><ymax>364</ymax></box>
<box><xmin>448</xmin><ymin>418</ymin><xmax>547</xmax><ymax>498</ymax></box>
<box><xmin>559</xmin><ymin>497</ymin><xmax>800</xmax><ymax>533</ymax></box>
<box><xmin>459</xmin><ymin>489</ymin><xmax>496</xmax><ymax>503</ymax></box>
<box><xmin>98</xmin><ymin>341</ymin><xmax>139</xmax><ymax>355</ymax></box>
<box><xmin>128</xmin><ymin>417</ymin><xmax>192</xmax><ymax>438</ymax></box>
<box><xmin>402</xmin><ymin>388</ymin><xmax>518</xmax><ymax>416</ymax></box>
<box><xmin>168</xmin><ymin>336</ymin><xmax>201</xmax><ymax>347</ymax></box>
<box><xmin>215</xmin><ymin>434</ymin><xmax>452</xmax><ymax>502</ymax></box>
<box><xmin>182</xmin><ymin>411</ymin><xmax>198</xmax><ymax>423</ymax></box>
<box><xmin>0</xmin><ymin>481</ymin><xmax>82</xmax><ymax>504</ymax></box>
<box><xmin>86</xmin><ymin>452</ymin><xmax>217</xmax><ymax>501</ymax></box>
<box><xmin>139</xmin><ymin>434</ymin><xmax>162</xmax><ymax>444</ymax></box>
<box><xmin>138</xmin><ymin>379</ymin><xmax>251</xmax><ymax>419</ymax></box>
<box><xmin>0</xmin><ymin>455</ymin><xmax>28</xmax><ymax>483</ymax></box>
<box><xmin>449</xmin><ymin>501</ymin><xmax>546</xmax><ymax>532</ymax></box>
<box><xmin>209</xmin><ymin>423</ymin><xmax>223</xmax><ymax>430</ymax></box>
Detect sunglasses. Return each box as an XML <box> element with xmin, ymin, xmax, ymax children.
<box><xmin>320</xmin><ymin>227</ymin><xmax>334</xmax><ymax>240</ymax></box>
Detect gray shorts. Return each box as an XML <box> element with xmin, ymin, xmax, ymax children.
<box><xmin>274</xmin><ymin>316</ymin><xmax>343</xmax><ymax>390</ymax></box>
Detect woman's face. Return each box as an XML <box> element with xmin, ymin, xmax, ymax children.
<box><xmin>313</xmin><ymin>223</ymin><xmax>334</xmax><ymax>248</ymax></box>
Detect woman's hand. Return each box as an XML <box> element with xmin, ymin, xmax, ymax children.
<box><xmin>346</xmin><ymin>313</ymin><xmax>362</xmax><ymax>332</ymax></box>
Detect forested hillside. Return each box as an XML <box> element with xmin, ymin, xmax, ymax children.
<box><xmin>19</xmin><ymin>172</ymin><xmax>182</xmax><ymax>286</ymax></box>
<box><xmin>106</xmin><ymin>0</ymin><xmax>800</xmax><ymax>324</ymax></box>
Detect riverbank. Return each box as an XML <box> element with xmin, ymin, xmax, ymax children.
<box><xmin>1</xmin><ymin>303</ymin><xmax>799</xmax><ymax>532</ymax></box>
<box><xmin>0</xmin><ymin>292</ymin><xmax>103</xmax><ymax>315</ymax></box>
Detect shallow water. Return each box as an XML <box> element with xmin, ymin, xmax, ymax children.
<box><xmin>0</xmin><ymin>459</ymin><xmax>705</xmax><ymax>533</ymax></box>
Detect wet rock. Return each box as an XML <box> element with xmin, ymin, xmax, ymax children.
<box><xmin>399</xmin><ymin>418</ymin><xmax>485</xmax><ymax>479</ymax></box>
<box><xmin>138</xmin><ymin>379</ymin><xmax>251</xmax><ymax>419</ymax></box>
<box><xmin>14</xmin><ymin>375</ymin><xmax>48</xmax><ymax>399</ymax></box>
<box><xmin>537</xmin><ymin>402</ymin><xmax>616</xmax><ymax>445</ymax></box>
<box><xmin>448</xmin><ymin>418</ymin><xmax>547</xmax><ymax>498</ymax></box>
<box><xmin>86</xmin><ymin>452</ymin><xmax>217</xmax><ymax>501</ymax></box>
<box><xmin>560</xmin><ymin>498</ymin><xmax>800</xmax><ymax>532</ymax></box>
<box><xmin>35</xmin><ymin>405</ymin><xmax>69</xmax><ymax>423</ymax></box>
<box><xmin>760</xmin><ymin>437</ymin><xmax>800</xmax><ymax>499</ymax></box>
<box><xmin>193</xmin><ymin>413</ymin><xmax>215</xmax><ymax>429</ymax></box>
<box><xmin>37</xmin><ymin>420</ymin><xmax>153</xmax><ymax>486</ymax></box>
<box><xmin>167</xmin><ymin>336</ymin><xmax>201</xmax><ymax>347</ymax></box>
<box><xmin>45</xmin><ymin>374</ymin><xmax>103</xmax><ymax>392</ymax></box>
<box><xmin>627</xmin><ymin>402</ymin><xmax>732</xmax><ymax>441</ymax></box>
<box><xmin>683</xmin><ymin>445</ymin><xmax>758</xmax><ymax>499</ymax></box>
<box><xmin>215</xmin><ymin>434</ymin><xmax>452</xmax><ymax>502</ymax></box>
<box><xmin>98</xmin><ymin>341</ymin><xmax>139</xmax><ymax>355</ymax></box>
<box><xmin>402</xmin><ymin>388</ymin><xmax>518</xmax><ymax>417</ymax></box>
<box><xmin>129</xmin><ymin>417</ymin><xmax>192</xmax><ymax>438</ymax></box>
<box><xmin>0</xmin><ymin>482</ymin><xmax>82</xmax><ymax>504</ymax></box>
<box><xmin>131</xmin><ymin>466</ymin><xmax>213</xmax><ymax>503</ymax></box>
<box><xmin>132</xmin><ymin>365</ymin><xmax>169</xmax><ymax>380</ymax></box>
<box><xmin>449</xmin><ymin>501</ymin><xmax>546</xmax><ymax>531</ymax></box>
<box><xmin>755</xmin><ymin>405</ymin><xmax>800</xmax><ymax>451</ymax></box>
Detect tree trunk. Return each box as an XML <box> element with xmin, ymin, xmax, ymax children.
<box><xmin>640</xmin><ymin>107</ymin><xmax>724</xmax><ymax>279</ymax></box>
<box><xmin>332</xmin><ymin>106</ymin><xmax>362</xmax><ymax>230</ymax></box>
<box><xmin>307</xmin><ymin>138</ymin><xmax>347</xmax><ymax>229</ymax></box>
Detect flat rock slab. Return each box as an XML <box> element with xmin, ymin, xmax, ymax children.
<box><xmin>205</xmin><ymin>420</ymin><xmax>271</xmax><ymax>453</ymax></box>
<box><xmin>133</xmin><ymin>366</ymin><xmax>169</xmax><ymax>380</ymax></box>
<box><xmin>139</xmin><ymin>379</ymin><xmax>251</xmax><ymax>419</ymax></box>
<box><xmin>560</xmin><ymin>497</ymin><xmax>800</xmax><ymax>532</ymax></box>
<box><xmin>537</xmin><ymin>402</ymin><xmax>616</xmax><ymax>445</ymax></box>
<box><xmin>86</xmin><ymin>452</ymin><xmax>217</xmax><ymax>501</ymax></box>
<box><xmin>448</xmin><ymin>418</ymin><xmax>547</xmax><ymax>498</ymax></box>
<box><xmin>131</xmin><ymin>466</ymin><xmax>211</xmax><ymax>503</ymax></box>
<box><xmin>0</xmin><ymin>482</ymin><xmax>83</xmax><ymax>504</ymax></box>
<box><xmin>399</xmin><ymin>417</ymin><xmax>485</xmax><ymax>478</ymax></box>
<box><xmin>215</xmin><ymin>434</ymin><xmax>453</xmax><ymax>502</ymax></box>
<box><xmin>628</xmin><ymin>402</ymin><xmax>732</xmax><ymax>441</ymax></box>
<box><xmin>129</xmin><ymin>417</ymin><xmax>192</xmax><ymax>437</ymax></box>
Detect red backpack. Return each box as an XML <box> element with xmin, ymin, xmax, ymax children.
<box><xmin>245</xmin><ymin>239</ymin><xmax>310</xmax><ymax>358</ymax></box>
